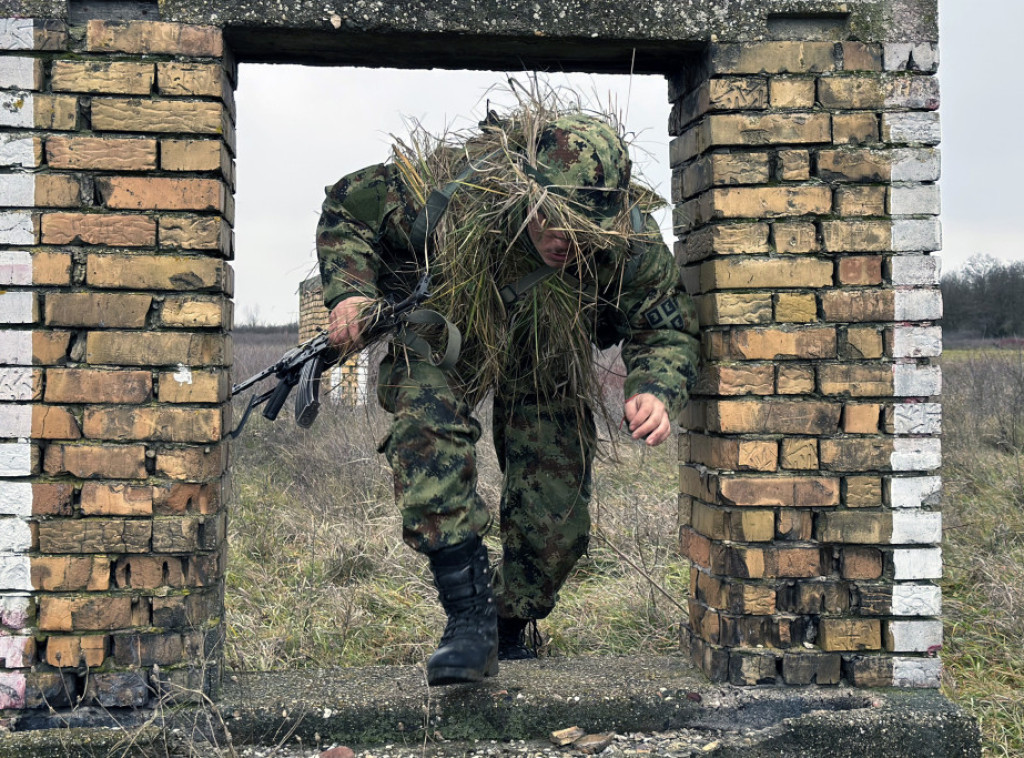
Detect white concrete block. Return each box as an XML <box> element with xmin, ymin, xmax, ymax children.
<box><xmin>0</xmin><ymin>482</ymin><xmax>31</xmax><ymax>517</ymax></box>
<box><xmin>892</xmin><ymin>148</ymin><xmax>941</xmax><ymax>182</ymax></box>
<box><xmin>0</xmin><ymin>517</ymin><xmax>30</xmax><ymax>552</ymax></box>
<box><xmin>892</xmin><ymin>511</ymin><xmax>942</xmax><ymax>544</ymax></box>
<box><xmin>888</xmin><ymin>476</ymin><xmax>942</xmax><ymax>508</ymax></box>
<box><xmin>0</xmin><ymin>291</ymin><xmax>34</xmax><ymax>324</ymax></box>
<box><xmin>0</xmin><ymin>19</ymin><xmax>34</xmax><ymax>50</ymax></box>
<box><xmin>0</xmin><ymin>135</ymin><xmax>36</xmax><ymax>168</ymax></box>
<box><xmin>0</xmin><ymin>634</ymin><xmax>32</xmax><ymax>667</ymax></box>
<box><xmin>891</xmin><ymin>255</ymin><xmax>941</xmax><ymax>286</ymax></box>
<box><xmin>891</xmin><ymin>437</ymin><xmax>941</xmax><ymax>471</ymax></box>
<box><xmin>882</xmin><ymin>112</ymin><xmax>941</xmax><ymax>145</ymax></box>
<box><xmin>0</xmin><ymin>173</ymin><xmax>33</xmax><ymax>207</ymax></box>
<box><xmin>893</xmin><ymin>325</ymin><xmax>942</xmax><ymax>358</ymax></box>
<box><xmin>884</xmin><ymin>42</ymin><xmax>940</xmax><ymax>73</ymax></box>
<box><xmin>892</xmin><ymin>218</ymin><xmax>941</xmax><ymax>252</ymax></box>
<box><xmin>889</xmin><ymin>184</ymin><xmax>941</xmax><ymax>216</ymax></box>
<box><xmin>0</xmin><ymin>57</ymin><xmax>39</xmax><ymax>90</ymax></box>
<box><xmin>0</xmin><ymin>330</ymin><xmax>32</xmax><ymax>365</ymax></box>
<box><xmin>887</xmin><ymin>619</ymin><xmax>943</xmax><ymax>652</ymax></box>
<box><xmin>0</xmin><ymin>92</ymin><xmax>32</xmax><ymax>128</ymax></box>
<box><xmin>884</xmin><ymin>75</ymin><xmax>940</xmax><ymax>110</ymax></box>
<box><xmin>0</xmin><ymin>212</ymin><xmax>34</xmax><ymax>245</ymax></box>
<box><xmin>894</xmin><ymin>403</ymin><xmax>941</xmax><ymax>434</ymax></box>
<box><xmin>0</xmin><ymin>367</ymin><xmax>33</xmax><ymax>401</ymax></box>
<box><xmin>893</xmin><ymin>547</ymin><xmax>942</xmax><ymax>580</ymax></box>
<box><xmin>894</xmin><ymin>289</ymin><xmax>942</xmax><ymax>321</ymax></box>
<box><xmin>891</xmin><ymin>584</ymin><xmax>942</xmax><ymax>616</ymax></box>
<box><xmin>893</xmin><ymin>657</ymin><xmax>942</xmax><ymax>688</ymax></box>
<box><xmin>0</xmin><ymin>250</ymin><xmax>30</xmax><ymax>286</ymax></box>
<box><xmin>0</xmin><ymin>594</ymin><xmax>30</xmax><ymax>628</ymax></box>
<box><xmin>894</xmin><ymin>363</ymin><xmax>941</xmax><ymax>397</ymax></box>
<box><xmin>0</xmin><ymin>555</ymin><xmax>31</xmax><ymax>591</ymax></box>
<box><xmin>0</xmin><ymin>442</ymin><xmax>32</xmax><ymax>476</ymax></box>
<box><xmin>0</xmin><ymin>405</ymin><xmax>31</xmax><ymax>439</ymax></box>
<box><xmin>0</xmin><ymin>18</ymin><xmax>33</xmax><ymax>50</ymax></box>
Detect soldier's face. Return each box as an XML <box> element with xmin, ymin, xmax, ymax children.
<box><xmin>527</xmin><ymin>213</ymin><xmax>575</xmax><ymax>268</ymax></box>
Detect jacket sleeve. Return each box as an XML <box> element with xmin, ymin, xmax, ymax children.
<box><xmin>611</xmin><ymin>215</ymin><xmax>700</xmax><ymax>419</ymax></box>
<box><xmin>315</xmin><ymin>164</ymin><xmax>394</xmax><ymax>311</ymax></box>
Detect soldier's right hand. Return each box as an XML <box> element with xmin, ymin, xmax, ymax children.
<box><xmin>328</xmin><ymin>296</ymin><xmax>373</xmax><ymax>350</ymax></box>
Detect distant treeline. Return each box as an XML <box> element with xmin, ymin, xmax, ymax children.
<box><xmin>941</xmin><ymin>255</ymin><xmax>1024</xmax><ymax>338</ymax></box>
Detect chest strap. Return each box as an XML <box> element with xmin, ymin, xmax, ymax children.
<box><xmin>409</xmin><ymin>151</ymin><xmax>497</xmax><ymax>257</ymax></box>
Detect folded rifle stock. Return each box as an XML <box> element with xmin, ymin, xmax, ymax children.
<box><xmin>227</xmin><ymin>275</ymin><xmax>459</xmax><ymax>438</ymax></box>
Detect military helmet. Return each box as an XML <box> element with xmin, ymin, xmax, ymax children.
<box><xmin>528</xmin><ymin>114</ymin><xmax>631</xmax><ymax>227</ymax></box>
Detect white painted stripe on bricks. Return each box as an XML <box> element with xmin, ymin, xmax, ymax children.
<box><xmin>0</xmin><ymin>92</ymin><xmax>32</xmax><ymax>128</ymax></box>
<box><xmin>894</xmin><ymin>290</ymin><xmax>942</xmax><ymax>321</ymax></box>
<box><xmin>893</xmin><ymin>363</ymin><xmax>941</xmax><ymax>397</ymax></box>
<box><xmin>892</xmin><ymin>326</ymin><xmax>942</xmax><ymax>358</ymax></box>
<box><xmin>891</xmin><ymin>584</ymin><xmax>942</xmax><ymax>616</ymax></box>
<box><xmin>893</xmin><ymin>403</ymin><xmax>941</xmax><ymax>434</ymax></box>
<box><xmin>0</xmin><ymin>291</ymin><xmax>34</xmax><ymax>324</ymax></box>
<box><xmin>0</xmin><ymin>405</ymin><xmax>31</xmax><ymax>439</ymax></box>
<box><xmin>0</xmin><ymin>517</ymin><xmax>30</xmax><ymax>552</ymax></box>
<box><xmin>0</xmin><ymin>211</ymin><xmax>34</xmax><ymax>244</ymax></box>
<box><xmin>0</xmin><ymin>554</ymin><xmax>31</xmax><ymax>590</ymax></box>
<box><xmin>0</xmin><ymin>442</ymin><xmax>32</xmax><ymax>476</ymax></box>
<box><xmin>892</xmin><ymin>510</ymin><xmax>942</xmax><ymax>544</ymax></box>
<box><xmin>893</xmin><ymin>657</ymin><xmax>942</xmax><ymax>688</ymax></box>
<box><xmin>0</xmin><ymin>135</ymin><xmax>35</xmax><ymax>168</ymax></box>
<box><xmin>889</xmin><ymin>184</ymin><xmax>941</xmax><ymax>216</ymax></box>
<box><xmin>891</xmin><ymin>255</ymin><xmax>941</xmax><ymax>286</ymax></box>
<box><xmin>891</xmin><ymin>437</ymin><xmax>941</xmax><ymax>471</ymax></box>
<box><xmin>0</xmin><ymin>671</ymin><xmax>26</xmax><ymax>708</ymax></box>
<box><xmin>0</xmin><ymin>19</ymin><xmax>34</xmax><ymax>50</ymax></box>
<box><xmin>891</xmin><ymin>148</ymin><xmax>941</xmax><ymax>182</ymax></box>
<box><xmin>0</xmin><ymin>634</ymin><xmax>32</xmax><ymax>667</ymax></box>
<box><xmin>0</xmin><ymin>482</ymin><xmax>31</xmax><ymax>517</ymax></box>
<box><xmin>893</xmin><ymin>547</ymin><xmax>942</xmax><ymax>580</ymax></box>
<box><xmin>0</xmin><ymin>250</ymin><xmax>31</xmax><ymax>285</ymax></box>
<box><xmin>0</xmin><ymin>57</ymin><xmax>37</xmax><ymax>90</ymax></box>
<box><xmin>887</xmin><ymin>620</ymin><xmax>943</xmax><ymax>652</ymax></box>
<box><xmin>0</xmin><ymin>173</ymin><xmax>34</xmax><ymax>206</ymax></box>
<box><xmin>888</xmin><ymin>476</ymin><xmax>942</xmax><ymax>509</ymax></box>
<box><xmin>0</xmin><ymin>366</ymin><xmax>34</xmax><ymax>401</ymax></box>
<box><xmin>0</xmin><ymin>330</ymin><xmax>32</xmax><ymax>365</ymax></box>
<box><xmin>0</xmin><ymin>594</ymin><xmax>29</xmax><ymax>628</ymax></box>
<box><xmin>892</xmin><ymin>218</ymin><xmax>941</xmax><ymax>252</ymax></box>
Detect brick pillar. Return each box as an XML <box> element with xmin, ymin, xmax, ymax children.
<box><xmin>671</xmin><ymin>40</ymin><xmax>942</xmax><ymax>687</ymax></box>
<box><xmin>0</xmin><ymin>17</ymin><xmax>234</xmax><ymax>711</ymax></box>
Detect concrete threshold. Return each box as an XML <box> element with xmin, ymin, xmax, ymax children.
<box><xmin>0</xmin><ymin>655</ymin><xmax>981</xmax><ymax>757</ymax></box>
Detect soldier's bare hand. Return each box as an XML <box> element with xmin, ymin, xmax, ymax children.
<box><xmin>328</xmin><ymin>296</ymin><xmax>372</xmax><ymax>349</ymax></box>
<box><xmin>623</xmin><ymin>393</ymin><xmax>672</xmax><ymax>447</ymax></box>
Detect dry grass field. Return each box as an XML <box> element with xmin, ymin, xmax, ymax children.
<box><xmin>226</xmin><ymin>330</ymin><xmax>1024</xmax><ymax>756</ymax></box>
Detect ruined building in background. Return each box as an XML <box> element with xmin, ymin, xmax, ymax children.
<box><xmin>0</xmin><ymin>0</ymin><xmax>942</xmax><ymax>723</ymax></box>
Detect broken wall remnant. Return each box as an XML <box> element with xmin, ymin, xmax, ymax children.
<box><xmin>0</xmin><ymin>0</ymin><xmax>941</xmax><ymax>718</ymax></box>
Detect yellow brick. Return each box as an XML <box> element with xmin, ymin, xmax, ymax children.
<box><xmin>818</xmin><ymin>149</ymin><xmax>891</xmax><ymax>182</ymax></box>
<box><xmin>710</xmin><ymin>186</ymin><xmax>832</xmax><ymax>218</ymax></box>
<box><xmin>31</xmin><ymin>252</ymin><xmax>72</xmax><ymax>285</ymax></box>
<box><xmin>86</xmin><ymin>254</ymin><xmax>228</xmax><ymax>292</ymax></box>
<box><xmin>86</xmin><ymin>19</ymin><xmax>223</xmax><ymax>57</ymax></box>
<box><xmin>682</xmin><ymin>153</ymin><xmax>771</xmax><ymax>197</ymax></box>
<box><xmin>45</xmin><ymin>368</ymin><xmax>152</xmax><ymax>403</ymax></box>
<box><xmin>34</xmin><ymin>94</ymin><xmax>78</xmax><ymax>130</ymax></box>
<box><xmin>157</xmin><ymin>368</ymin><xmax>229</xmax><ymax>403</ymax></box>
<box><xmin>833</xmin><ymin>112</ymin><xmax>880</xmax><ymax>145</ymax></box>
<box><xmin>91</xmin><ymin>99</ymin><xmax>224</xmax><ymax>134</ymax></box>
<box><xmin>51</xmin><ymin>60</ymin><xmax>154</xmax><ymax>94</ymax></box>
<box><xmin>41</xmin><ymin>212</ymin><xmax>156</xmax><ymax>247</ymax></box>
<box><xmin>709</xmin><ymin>399</ymin><xmax>841</xmax><ymax>435</ymax></box>
<box><xmin>83</xmin><ymin>406</ymin><xmax>222</xmax><ymax>443</ymax></box>
<box><xmin>769</xmin><ymin>77</ymin><xmax>816</xmax><ymax>108</ymax></box>
<box><xmin>822</xmin><ymin>290</ymin><xmax>895</xmax><ymax>322</ymax></box>
<box><xmin>818</xmin><ymin>76</ymin><xmax>884</xmax><ymax>109</ymax></box>
<box><xmin>35</xmin><ymin>175</ymin><xmax>81</xmax><ymax>207</ymax></box>
<box><xmin>822</xmin><ymin>221</ymin><xmax>893</xmax><ymax>252</ymax></box>
<box><xmin>695</xmin><ymin>293</ymin><xmax>773</xmax><ymax>326</ymax></box>
<box><xmin>702</xmin><ymin>258</ymin><xmax>834</xmax><ymax>291</ymax></box>
<box><xmin>707</xmin><ymin>112</ymin><xmax>832</xmax><ymax>146</ymax></box>
<box><xmin>31</xmin><ymin>406</ymin><xmax>81</xmax><ymax>440</ymax></box>
<box><xmin>685</xmin><ymin>223</ymin><xmax>771</xmax><ymax>260</ymax></box>
<box><xmin>86</xmin><ymin>332</ymin><xmax>230</xmax><ymax>367</ymax></box>
<box><xmin>774</xmin><ymin>293</ymin><xmax>817</xmax><ymax>323</ymax></box>
<box><xmin>780</xmin><ymin>438</ymin><xmax>819</xmax><ymax>470</ymax></box>
<box><xmin>80</xmin><ymin>482</ymin><xmax>154</xmax><ymax>516</ymax></box>
<box><xmin>160</xmin><ymin>139</ymin><xmax>224</xmax><ymax>171</ymax></box>
<box><xmin>700</xmin><ymin>365</ymin><xmax>775</xmax><ymax>396</ymax></box>
<box><xmin>737</xmin><ymin>440</ymin><xmax>778</xmax><ymax>472</ymax></box>
<box><xmin>160</xmin><ymin>296</ymin><xmax>229</xmax><ymax>327</ymax></box>
<box><xmin>844</xmin><ymin>326</ymin><xmax>884</xmax><ymax>359</ymax></box>
<box><xmin>44</xmin><ymin>292</ymin><xmax>152</xmax><ymax>328</ymax></box>
<box><xmin>157</xmin><ymin>62</ymin><xmax>224</xmax><ymax>97</ymax></box>
<box><xmin>835</xmin><ymin>186</ymin><xmax>887</xmax><ymax>216</ymax></box>
<box><xmin>843</xmin><ymin>403</ymin><xmax>881</xmax><ymax>433</ymax></box>
<box><xmin>773</xmin><ymin>221</ymin><xmax>818</xmax><ymax>254</ymax></box>
<box><xmin>777</xmin><ymin>365</ymin><xmax>815</xmax><ymax>395</ymax></box>
<box><xmin>777</xmin><ymin>150</ymin><xmax>811</xmax><ymax>181</ymax></box>
<box><xmin>711</xmin><ymin>42</ymin><xmax>838</xmax><ymax>74</ymax></box>
<box><xmin>725</xmin><ymin>326</ymin><xmax>836</xmax><ymax>360</ymax></box>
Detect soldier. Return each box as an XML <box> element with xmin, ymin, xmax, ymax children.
<box><xmin>316</xmin><ymin>99</ymin><xmax>699</xmax><ymax>686</ymax></box>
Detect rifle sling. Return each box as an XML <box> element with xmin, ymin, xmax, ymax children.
<box><xmin>398</xmin><ymin>308</ymin><xmax>462</xmax><ymax>371</ymax></box>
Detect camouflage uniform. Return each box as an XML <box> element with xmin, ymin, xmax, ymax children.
<box><xmin>317</xmin><ymin>123</ymin><xmax>699</xmax><ymax>622</ymax></box>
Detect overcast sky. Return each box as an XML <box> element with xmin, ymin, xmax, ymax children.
<box><xmin>232</xmin><ymin>0</ymin><xmax>1023</xmax><ymax>326</ymax></box>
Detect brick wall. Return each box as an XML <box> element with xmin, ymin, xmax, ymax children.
<box><xmin>299</xmin><ymin>275</ymin><xmax>370</xmax><ymax>405</ymax></box>
<box><xmin>671</xmin><ymin>41</ymin><xmax>943</xmax><ymax>687</ymax></box>
<box><xmin>0</xmin><ymin>18</ymin><xmax>233</xmax><ymax>709</ymax></box>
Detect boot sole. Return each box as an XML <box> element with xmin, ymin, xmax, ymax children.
<box><xmin>427</xmin><ymin>656</ymin><xmax>499</xmax><ymax>686</ymax></box>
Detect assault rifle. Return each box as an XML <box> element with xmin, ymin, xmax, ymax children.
<box><xmin>228</xmin><ymin>275</ymin><xmax>460</xmax><ymax>439</ymax></box>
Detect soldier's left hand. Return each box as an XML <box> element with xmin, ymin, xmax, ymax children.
<box><xmin>623</xmin><ymin>393</ymin><xmax>672</xmax><ymax>447</ymax></box>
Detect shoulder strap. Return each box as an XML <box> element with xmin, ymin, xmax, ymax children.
<box><xmin>409</xmin><ymin>151</ymin><xmax>498</xmax><ymax>256</ymax></box>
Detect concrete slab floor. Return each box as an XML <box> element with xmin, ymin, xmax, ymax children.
<box><xmin>0</xmin><ymin>655</ymin><xmax>981</xmax><ymax>757</ymax></box>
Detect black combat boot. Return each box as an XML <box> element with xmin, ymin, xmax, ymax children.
<box><xmin>497</xmin><ymin>617</ymin><xmax>541</xmax><ymax>660</ymax></box>
<box><xmin>426</xmin><ymin>536</ymin><xmax>498</xmax><ymax>686</ymax></box>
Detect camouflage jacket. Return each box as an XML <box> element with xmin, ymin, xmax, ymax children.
<box><xmin>316</xmin><ymin>162</ymin><xmax>699</xmax><ymax>416</ymax></box>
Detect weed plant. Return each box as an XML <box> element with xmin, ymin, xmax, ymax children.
<box><xmin>226</xmin><ymin>330</ymin><xmax>687</xmax><ymax>672</ymax></box>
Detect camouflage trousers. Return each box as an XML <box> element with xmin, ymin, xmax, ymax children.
<box><xmin>377</xmin><ymin>354</ymin><xmax>595</xmax><ymax>620</ymax></box>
